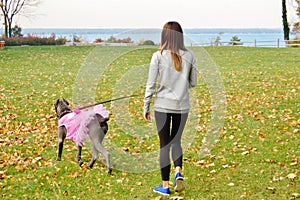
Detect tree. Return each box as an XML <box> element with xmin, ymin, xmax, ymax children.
<box><xmin>291</xmin><ymin>22</ymin><xmax>300</xmax><ymax>34</ymax></box>
<box><xmin>290</xmin><ymin>0</ymin><xmax>300</xmax><ymax>34</ymax></box>
<box><xmin>296</xmin><ymin>0</ymin><xmax>300</xmax><ymax>16</ymax></box>
<box><xmin>282</xmin><ymin>0</ymin><xmax>290</xmax><ymax>41</ymax></box>
<box><xmin>12</xmin><ymin>24</ymin><xmax>22</xmax><ymax>37</ymax></box>
<box><xmin>214</xmin><ymin>36</ymin><xmax>222</xmax><ymax>46</ymax></box>
<box><xmin>0</xmin><ymin>0</ymin><xmax>39</xmax><ymax>38</ymax></box>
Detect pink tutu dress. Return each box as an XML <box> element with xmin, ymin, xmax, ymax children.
<box><xmin>58</xmin><ymin>104</ymin><xmax>109</xmax><ymax>146</ymax></box>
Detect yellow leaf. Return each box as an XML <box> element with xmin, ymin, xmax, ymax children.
<box><xmin>290</xmin><ymin>162</ymin><xmax>298</xmax><ymax>166</ymax></box>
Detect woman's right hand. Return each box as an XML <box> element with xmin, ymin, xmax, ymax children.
<box><xmin>144</xmin><ymin>112</ymin><xmax>151</xmax><ymax>121</ymax></box>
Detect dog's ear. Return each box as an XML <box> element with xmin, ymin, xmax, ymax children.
<box><xmin>63</xmin><ymin>98</ymin><xmax>69</xmax><ymax>105</ymax></box>
<box><xmin>54</xmin><ymin>99</ymin><xmax>60</xmax><ymax>116</ymax></box>
<box><xmin>54</xmin><ymin>99</ymin><xmax>60</xmax><ymax>108</ymax></box>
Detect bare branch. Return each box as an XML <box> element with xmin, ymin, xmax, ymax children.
<box><xmin>7</xmin><ymin>0</ymin><xmax>13</xmax><ymax>13</ymax></box>
<box><xmin>12</xmin><ymin>0</ymin><xmax>25</xmax><ymax>16</ymax></box>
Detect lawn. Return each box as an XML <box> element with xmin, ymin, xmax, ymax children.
<box><xmin>0</xmin><ymin>45</ymin><xmax>299</xmax><ymax>199</ymax></box>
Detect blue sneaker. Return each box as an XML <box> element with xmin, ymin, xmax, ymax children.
<box><xmin>153</xmin><ymin>185</ymin><xmax>170</xmax><ymax>196</ymax></box>
<box><xmin>174</xmin><ymin>172</ymin><xmax>184</xmax><ymax>192</ymax></box>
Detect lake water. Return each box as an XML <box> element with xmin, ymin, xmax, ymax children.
<box><xmin>14</xmin><ymin>28</ymin><xmax>292</xmax><ymax>47</ymax></box>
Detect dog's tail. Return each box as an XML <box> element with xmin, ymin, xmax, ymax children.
<box><xmin>96</xmin><ymin>114</ymin><xmax>109</xmax><ymax>135</ymax></box>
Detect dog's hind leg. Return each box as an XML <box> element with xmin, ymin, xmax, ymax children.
<box><xmin>88</xmin><ymin>136</ymin><xmax>112</xmax><ymax>173</ymax></box>
<box><xmin>56</xmin><ymin>126</ymin><xmax>66</xmax><ymax>161</ymax></box>
<box><xmin>94</xmin><ymin>142</ymin><xmax>112</xmax><ymax>174</ymax></box>
<box><xmin>77</xmin><ymin>145</ymin><xmax>84</xmax><ymax>167</ymax></box>
<box><xmin>89</xmin><ymin>146</ymin><xmax>98</xmax><ymax>169</ymax></box>
<box><xmin>88</xmin><ymin>119</ymin><xmax>112</xmax><ymax>174</ymax></box>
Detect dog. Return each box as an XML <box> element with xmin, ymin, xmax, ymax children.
<box><xmin>54</xmin><ymin>99</ymin><xmax>112</xmax><ymax>174</ymax></box>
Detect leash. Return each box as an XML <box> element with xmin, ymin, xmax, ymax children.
<box><xmin>75</xmin><ymin>94</ymin><xmax>139</xmax><ymax>110</ymax></box>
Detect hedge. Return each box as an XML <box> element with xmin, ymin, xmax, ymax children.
<box><xmin>0</xmin><ymin>36</ymin><xmax>67</xmax><ymax>46</ymax></box>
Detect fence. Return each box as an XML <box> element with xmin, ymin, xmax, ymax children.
<box><xmin>190</xmin><ymin>39</ymin><xmax>300</xmax><ymax>48</ymax></box>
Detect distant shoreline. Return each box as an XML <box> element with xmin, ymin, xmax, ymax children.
<box><xmin>1</xmin><ymin>27</ymin><xmax>290</xmax><ymax>47</ymax></box>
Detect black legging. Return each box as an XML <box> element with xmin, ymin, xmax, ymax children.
<box><xmin>154</xmin><ymin>111</ymin><xmax>188</xmax><ymax>181</ymax></box>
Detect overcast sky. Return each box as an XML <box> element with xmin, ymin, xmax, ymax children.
<box><xmin>15</xmin><ymin>0</ymin><xmax>298</xmax><ymax>29</ymax></box>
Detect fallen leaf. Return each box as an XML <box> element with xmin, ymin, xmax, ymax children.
<box><xmin>287</xmin><ymin>173</ymin><xmax>297</xmax><ymax>180</ymax></box>
<box><xmin>266</xmin><ymin>187</ymin><xmax>276</xmax><ymax>191</ymax></box>
<box><xmin>228</xmin><ymin>182</ymin><xmax>235</xmax><ymax>186</ymax></box>
<box><xmin>291</xmin><ymin>193</ymin><xmax>300</xmax><ymax>198</ymax></box>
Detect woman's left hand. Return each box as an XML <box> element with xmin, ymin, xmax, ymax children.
<box><xmin>144</xmin><ymin>112</ymin><xmax>151</xmax><ymax>121</ymax></box>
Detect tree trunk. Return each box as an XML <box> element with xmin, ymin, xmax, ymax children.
<box><xmin>282</xmin><ymin>0</ymin><xmax>290</xmax><ymax>41</ymax></box>
<box><xmin>8</xmin><ymin>20</ymin><xmax>12</xmax><ymax>38</ymax></box>
<box><xmin>4</xmin><ymin>15</ymin><xmax>8</xmax><ymax>38</ymax></box>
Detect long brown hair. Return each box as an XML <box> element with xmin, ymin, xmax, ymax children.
<box><xmin>160</xmin><ymin>21</ymin><xmax>186</xmax><ymax>71</ymax></box>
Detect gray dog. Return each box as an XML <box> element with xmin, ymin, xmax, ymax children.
<box><xmin>54</xmin><ymin>99</ymin><xmax>112</xmax><ymax>174</ymax></box>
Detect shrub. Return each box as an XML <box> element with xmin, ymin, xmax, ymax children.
<box><xmin>106</xmin><ymin>36</ymin><xmax>117</xmax><ymax>43</ymax></box>
<box><xmin>94</xmin><ymin>38</ymin><xmax>103</xmax><ymax>43</ymax></box>
<box><xmin>289</xmin><ymin>36</ymin><xmax>300</xmax><ymax>48</ymax></box>
<box><xmin>141</xmin><ymin>40</ymin><xmax>155</xmax><ymax>45</ymax></box>
<box><xmin>1</xmin><ymin>35</ymin><xmax>67</xmax><ymax>46</ymax></box>
<box><xmin>72</xmin><ymin>35</ymin><xmax>82</xmax><ymax>43</ymax></box>
<box><xmin>229</xmin><ymin>35</ymin><xmax>243</xmax><ymax>46</ymax></box>
<box><xmin>116</xmin><ymin>37</ymin><xmax>132</xmax><ymax>43</ymax></box>
<box><xmin>106</xmin><ymin>36</ymin><xmax>133</xmax><ymax>43</ymax></box>
<box><xmin>55</xmin><ymin>37</ymin><xmax>68</xmax><ymax>45</ymax></box>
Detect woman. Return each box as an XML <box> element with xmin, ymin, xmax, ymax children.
<box><xmin>143</xmin><ymin>21</ymin><xmax>197</xmax><ymax>195</ymax></box>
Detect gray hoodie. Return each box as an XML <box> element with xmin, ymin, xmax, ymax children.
<box><xmin>144</xmin><ymin>49</ymin><xmax>197</xmax><ymax>114</ymax></box>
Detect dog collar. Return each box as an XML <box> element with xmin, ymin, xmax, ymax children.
<box><xmin>58</xmin><ymin>110</ymin><xmax>72</xmax><ymax>119</ymax></box>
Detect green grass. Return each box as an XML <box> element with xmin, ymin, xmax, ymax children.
<box><xmin>0</xmin><ymin>45</ymin><xmax>299</xmax><ymax>199</ymax></box>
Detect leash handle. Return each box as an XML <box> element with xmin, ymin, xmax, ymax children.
<box><xmin>75</xmin><ymin>94</ymin><xmax>139</xmax><ymax>110</ymax></box>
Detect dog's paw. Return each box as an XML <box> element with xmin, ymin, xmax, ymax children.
<box><xmin>108</xmin><ymin>168</ymin><xmax>112</xmax><ymax>174</ymax></box>
<box><xmin>89</xmin><ymin>163</ymin><xmax>94</xmax><ymax>169</ymax></box>
<box><xmin>78</xmin><ymin>160</ymin><xmax>84</xmax><ymax>167</ymax></box>
<box><xmin>56</xmin><ymin>157</ymin><xmax>61</xmax><ymax>161</ymax></box>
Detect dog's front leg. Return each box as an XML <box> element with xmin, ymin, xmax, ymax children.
<box><xmin>77</xmin><ymin>145</ymin><xmax>84</xmax><ymax>166</ymax></box>
<box><xmin>56</xmin><ymin>127</ymin><xmax>66</xmax><ymax>161</ymax></box>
